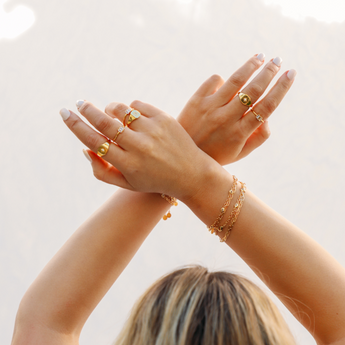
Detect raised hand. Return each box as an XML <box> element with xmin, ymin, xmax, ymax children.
<box><xmin>60</xmin><ymin>101</ymin><xmax>220</xmax><ymax>201</ymax></box>
<box><xmin>177</xmin><ymin>54</ymin><xmax>296</xmax><ymax>164</ymax></box>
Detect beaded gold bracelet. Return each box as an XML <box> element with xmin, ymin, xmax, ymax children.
<box><xmin>219</xmin><ymin>182</ymin><xmax>246</xmax><ymax>243</ymax></box>
<box><xmin>161</xmin><ymin>194</ymin><xmax>178</xmax><ymax>220</ymax></box>
<box><xmin>208</xmin><ymin>175</ymin><xmax>238</xmax><ymax>234</ymax></box>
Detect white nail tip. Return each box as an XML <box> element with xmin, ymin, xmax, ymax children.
<box><xmin>273</xmin><ymin>56</ymin><xmax>283</xmax><ymax>67</ymax></box>
<box><xmin>83</xmin><ymin>150</ymin><xmax>92</xmax><ymax>163</ymax></box>
<box><xmin>287</xmin><ymin>69</ymin><xmax>297</xmax><ymax>80</ymax></box>
<box><xmin>76</xmin><ymin>100</ymin><xmax>85</xmax><ymax>108</ymax></box>
<box><xmin>256</xmin><ymin>53</ymin><xmax>265</xmax><ymax>61</ymax></box>
<box><xmin>59</xmin><ymin>108</ymin><xmax>70</xmax><ymax>121</ymax></box>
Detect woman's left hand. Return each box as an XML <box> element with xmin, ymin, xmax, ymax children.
<box><xmin>60</xmin><ymin>100</ymin><xmax>220</xmax><ymax>202</ymax></box>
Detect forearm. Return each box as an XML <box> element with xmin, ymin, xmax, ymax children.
<box><xmin>185</xmin><ymin>167</ymin><xmax>345</xmax><ymax>344</ymax></box>
<box><xmin>15</xmin><ymin>189</ymin><xmax>169</xmax><ymax>337</ymax></box>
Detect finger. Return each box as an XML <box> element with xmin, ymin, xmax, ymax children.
<box><xmin>193</xmin><ymin>74</ymin><xmax>225</xmax><ymax>97</ymax></box>
<box><xmin>223</xmin><ymin>56</ymin><xmax>283</xmax><ymax>116</ymax></box>
<box><xmin>104</xmin><ymin>102</ymin><xmax>147</xmax><ymax>131</ymax></box>
<box><xmin>76</xmin><ymin>100</ymin><xmax>139</xmax><ymax>146</ymax></box>
<box><xmin>130</xmin><ymin>100</ymin><xmax>166</xmax><ymax>118</ymax></box>
<box><xmin>240</xmin><ymin>69</ymin><xmax>297</xmax><ymax>137</ymax></box>
<box><xmin>104</xmin><ymin>102</ymin><xmax>129</xmax><ymax>122</ymax></box>
<box><xmin>236</xmin><ymin>121</ymin><xmax>271</xmax><ymax>161</ymax></box>
<box><xmin>83</xmin><ymin>150</ymin><xmax>132</xmax><ymax>189</ymax></box>
<box><xmin>215</xmin><ymin>53</ymin><xmax>265</xmax><ymax>105</ymax></box>
<box><xmin>60</xmin><ymin>108</ymin><xmax>126</xmax><ymax>164</ymax></box>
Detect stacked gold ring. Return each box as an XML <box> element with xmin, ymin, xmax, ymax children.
<box><xmin>238</xmin><ymin>91</ymin><xmax>265</xmax><ymax>124</ymax></box>
<box><xmin>123</xmin><ymin>108</ymin><xmax>141</xmax><ymax>127</ymax></box>
<box><xmin>113</xmin><ymin>125</ymin><xmax>126</xmax><ymax>143</ymax></box>
<box><xmin>252</xmin><ymin>109</ymin><xmax>264</xmax><ymax>123</ymax></box>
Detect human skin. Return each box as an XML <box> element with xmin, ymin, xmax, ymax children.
<box><xmin>13</xmin><ymin>55</ymin><xmax>345</xmax><ymax>345</ymax></box>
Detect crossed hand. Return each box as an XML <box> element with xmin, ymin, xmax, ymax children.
<box><xmin>59</xmin><ymin>54</ymin><xmax>295</xmax><ymax>201</ymax></box>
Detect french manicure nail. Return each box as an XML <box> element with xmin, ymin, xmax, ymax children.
<box><xmin>273</xmin><ymin>56</ymin><xmax>283</xmax><ymax>67</ymax></box>
<box><xmin>256</xmin><ymin>53</ymin><xmax>265</xmax><ymax>62</ymax></box>
<box><xmin>287</xmin><ymin>69</ymin><xmax>297</xmax><ymax>80</ymax></box>
<box><xmin>83</xmin><ymin>149</ymin><xmax>92</xmax><ymax>163</ymax></box>
<box><xmin>76</xmin><ymin>100</ymin><xmax>85</xmax><ymax>109</ymax></box>
<box><xmin>59</xmin><ymin>108</ymin><xmax>70</xmax><ymax>121</ymax></box>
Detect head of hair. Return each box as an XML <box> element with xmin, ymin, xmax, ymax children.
<box><xmin>114</xmin><ymin>265</ymin><xmax>295</xmax><ymax>345</ymax></box>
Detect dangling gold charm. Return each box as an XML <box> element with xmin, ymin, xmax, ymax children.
<box><xmin>161</xmin><ymin>195</ymin><xmax>178</xmax><ymax>221</ymax></box>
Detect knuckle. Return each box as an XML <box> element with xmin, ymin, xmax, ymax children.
<box><xmin>262</xmin><ymin>98</ymin><xmax>277</xmax><ymax>114</ymax></box>
<box><xmin>85</xmin><ymin>133</ymin><xmax>101</xmax><ymax>149</ymax></box>
<box><xmin>279</xmin><ymin>78</ymin><xmax>291</xmax><ymax>92</ymax></box>
<box><xmin>68</xmin><ymin>117</ymin><xmax>81</xmax><ymax>131</ymax></box>
<box><xmin>104</xmin><ymin>102</ymin><xmax>116</xmax><ymax>114</ymax></box>
<box><xmin>79</xmin><ymin>101</ymin><xmax>92</xmax><ymax>113</ymax></box>
<box><xmin>248</xmin><ymin>58</ymin><xmax>261</xmax><ymax>70</ymax></box>
<box><xmin>130</xmin><ymin>100</ymin><xmax>141</xmax><ymax>109</ymax></box>
<box><xmin>210</xmin><ymin>74</ymin><xmax>224</xmax><ymax>84</ymax></box>
<box><xmin>95</xmin><ymin>116</ymin><xmax>111</xmax><ymax>132</ymax></box>
<box><xmin>247</xmin><ymin>83</ymin><xmax>263</xmax><ymax>100</ymax></box>
<box><xmin>114</xmin><ymin>102</ymin><xmax>128</xmax><ymax>114</ymax></box>
<box><xmin>229</xmin><ymin>72</ymin><xmax>244</xmax><ymax>88</ymax></box>
<box><xmin>265</xmin><ymin>63</ymin><xmax>278</xmax><ymax>75</ymax></box>
<box><xmin>105</xmin><ymin>102</ymin><xmax>128</xmax><ymax>116</ymax></box>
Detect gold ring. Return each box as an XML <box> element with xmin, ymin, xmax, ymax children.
<box><xmin>123</xmin><ymin>108</ymin><xmax>133</xmax><ymax>125</ymax></box>
<box><xmin>113</xmin><ymin>125</ymin><xmax>126</xmax><ymax>143</ymax></box>
<box><xmin>238</xmin><ymin>92</ymin><xmax>252</xmax><ymax>107</ymax></box>
<box><xmin>97</xmin><ymin>141</ymin><xmax>110</xmax><ymax>157</ymax></box>
<box><xmin>252</xmin><ymin>109</ymin><xmax>264</xmax><ymax>123</ymax></box>
<box><xmin>123</xmin><ymin>108</ymin><xmax>141</xmax><ymax>127</ymax></box>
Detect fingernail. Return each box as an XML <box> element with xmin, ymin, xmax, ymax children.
<box><xmin>59</xmin><ymin>108</ymin><xmax>70</xmax><ymax>121</ymax></box>
<box><xmin>83</xmin><ymin>149</ymin><xmax>92</xmax><ymax>163</ymax></box>
<box><xmin>76</xmin><ymin>100</ymin><xmax>85</xmax><ymax>109</ymax></box>
<box><xmin>256</xmin><ymin>53</ymin><xmax>265</xmax><ymax>62</ymax></box>
<box><xmin>287</xmin><ymin>69</ymin><xmax>297</xmax><ymax>80</ymax></box>
<box><xmin>273</xmin><ymin>56</ymin><xmax>283</xmax><ymax>67</ymax></box>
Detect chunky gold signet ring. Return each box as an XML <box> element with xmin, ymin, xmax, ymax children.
<box><xmin>238</xmin><ymin>92</ymin><xmax>252</xmax><ymax>107</ymax></box>
<box><xmin>97</xmin><ymin>141</ymin><xmax>110</xmax><ymax>157</ymax></box>
<box><xmin>126</xmin><ymin>109</ymin><xmax>141</xmax><ymax>126</ymax></box>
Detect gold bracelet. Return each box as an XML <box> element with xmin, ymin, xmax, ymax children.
<box><xmin>161</xmin><ymin>194</ymin><xmax>178</xmax><ymax>220</ymax></box>
<box><xmin>219</xmin><ymin>182</ymin><xmax>246</xmax><ymax>243</ymax></box>
<box><xmin>208</xmin><ymin>176</ymin><xmax>238</xmax><ymax>234</ymax></box>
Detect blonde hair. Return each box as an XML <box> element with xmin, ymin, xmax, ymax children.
<box><xmin>114</xmin><ymin>265</ymin><xmax>295</xmax><ymax>345</ymax></box>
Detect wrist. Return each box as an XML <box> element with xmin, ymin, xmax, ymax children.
<box><xmin>180</xmin><ymin>159</ymin><xmax>234</xmax><ymax>226</ymax></box>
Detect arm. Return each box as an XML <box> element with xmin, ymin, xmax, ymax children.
<box><xmin>53</xmin><ymin>90</ymin><xmax>345</xmax><ymax>344</ymax></box>
<box><xmin>12</xmin><ymin>190</ymin><xmax>170</xmax><ymax>345</ymax></box>
<box><xmin>185</xmin><ymin>171</ymin><xmax>345</xmax><ymax>345</ymax></box>
<box><xmin>12</xmin><ymin>55</ymin><xmax>294</xmax><ymax>344</ymax></box>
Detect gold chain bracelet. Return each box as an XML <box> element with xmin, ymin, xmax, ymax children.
<box><xmin>219</xmin><ymin>182</ymin><xmax>246</xmax><ymax>242</ymax></box>
<box><xmin>208</xmin><ymin>176</ymin><xmax>238</xmax><ymax>234</ymax></box>
<box><xmin>161</xmin><ymin>194</ymin><xmax>178</xmax><ymax>220</ymax></box>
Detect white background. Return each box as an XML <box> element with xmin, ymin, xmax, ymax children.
<box><xmin>1</xmin><ymin>0</ymin><xmax>345</xmax><ymax>344</ymax></box>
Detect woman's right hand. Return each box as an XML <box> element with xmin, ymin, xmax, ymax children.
<box><xmin>60</xmin><ymin>100</ymin><xmax>224</xmax><ymax>202</ymax></box>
